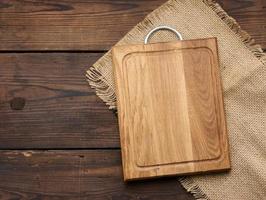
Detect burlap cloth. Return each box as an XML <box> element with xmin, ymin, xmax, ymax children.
<box><xmin>86</xmin><ymin>0</ymin><xmax>266</xmax><ymax>199</ymax></box>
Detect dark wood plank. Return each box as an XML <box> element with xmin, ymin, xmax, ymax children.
<box><xmin>0</xmin><ymin>0</ymin><xmax>265</xmax><ymax>51</ymax></box>
<box><xmin>0</xmin><ymin>0</ymin><xmax>165</xmax><ymax>51</ymax></box>
<box><xmin>0</xmin><ymin>53</ymin><xmax>120</xmax><ymax>149</ymax></box>
<box><xmin>0</xmin><ymin>150</ymin><xmax>194</xmax><ymax>200</ymax></box>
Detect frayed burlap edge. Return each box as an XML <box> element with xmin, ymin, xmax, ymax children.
<box><xmin>86</xmin><ymin>0</ymin><xmax>266</xmax><ymax>199</ymax></box>
<box><xmin>179</xmin><ymin>177</ymin><xmax>210</xmax><ymax>200</ymax></box>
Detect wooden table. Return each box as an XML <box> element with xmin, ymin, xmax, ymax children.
<box><xmin>0</xmin><ymin>0</ymin><xmax>265</xmax><ymax>199</ymax></box>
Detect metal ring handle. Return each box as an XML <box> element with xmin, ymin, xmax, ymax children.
<box><xmin>144</xmin><ymin>26</ymin><xmax>183</xmax><ymax>44</ymax></box>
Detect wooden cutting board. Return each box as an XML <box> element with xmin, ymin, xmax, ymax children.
<box><xmin>112</xmin><ymin>38</ymin><xmax>230</xmax><ymax>181</ymax></box>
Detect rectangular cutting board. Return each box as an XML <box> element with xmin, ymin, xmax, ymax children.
<box><xmin>112</xmin><ymin>38</ymin><xmax>230</xmax><ymax>181</ymax></box>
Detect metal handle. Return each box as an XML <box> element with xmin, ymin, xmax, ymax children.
<box><xmin>144</xmin><ymin>26</ymin><xmax>183</xmax><ymax>44</ymax></box>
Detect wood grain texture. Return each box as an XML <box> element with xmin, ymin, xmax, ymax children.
<box><xmin>0</xmin><ymin>150</ymin><xmax>193</xmax><ymax>200</ymax></box>
<box><xmin>0</xmin><ymin>0</ymin><xmax>265</xmax><ymax>51</ymax></box>
<box><xmin>0</xmin><ymin>1</ymin><xmax>263</xmax><ymax>199</ymax></box>
<box><xmin>112</xmin><ymin>38</ymin><xmax>230</xmax><ymax>180</ymax></box>
<box><xmin>0</xmin><ymin>0</ymin><xmax>164</xmax><ymax>50</ymax></box>
<box><xmin>0</xmin><ymin>53</ymin><xmax>120</xmax><ymax>149</ymax></box>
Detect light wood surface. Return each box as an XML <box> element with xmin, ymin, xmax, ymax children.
<box><xmin>112</xmin><ymin>38</ymin><xmax>230</xmax><ymax>181</ymax></box>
